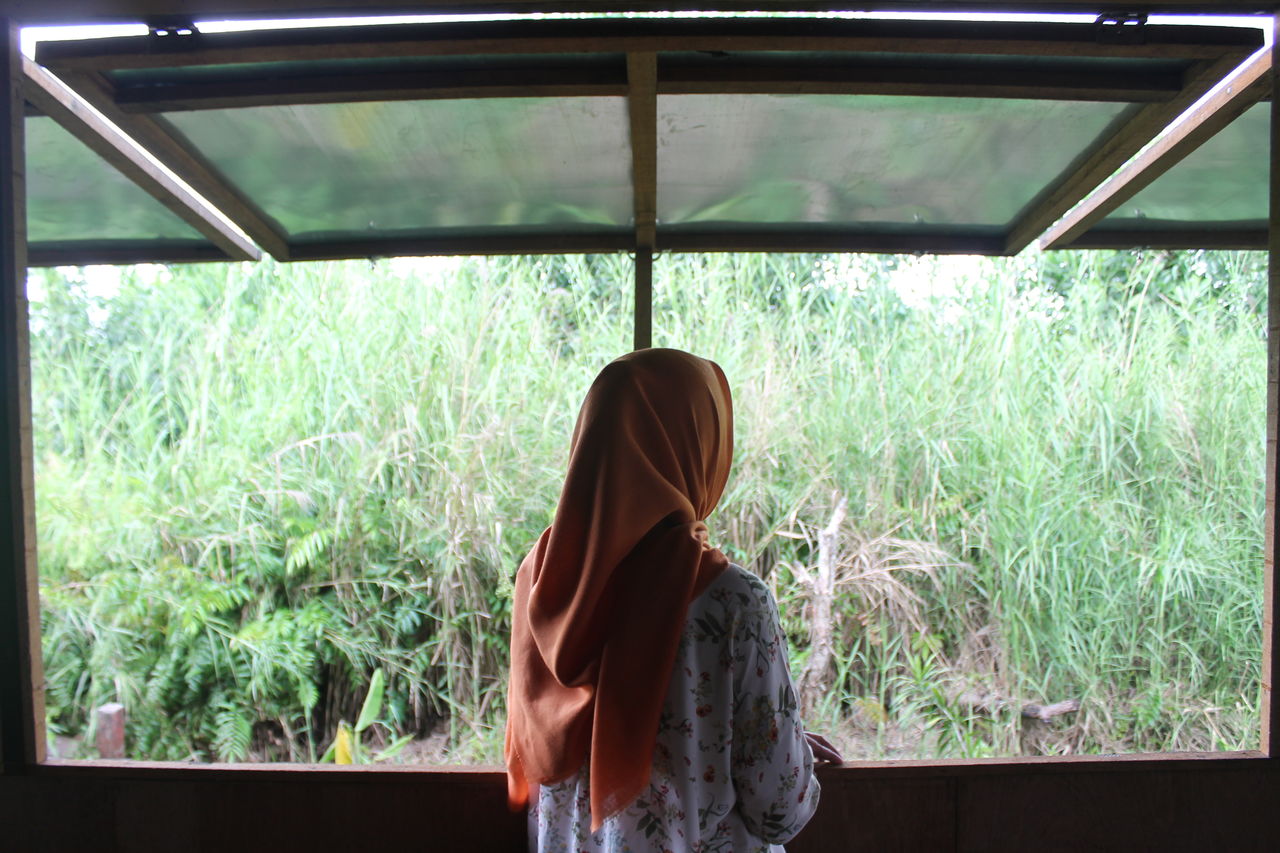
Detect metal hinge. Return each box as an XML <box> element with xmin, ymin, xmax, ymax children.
<box><xmin>1095</xmin><ymin>11</ymin><xmax>1149</xmax><ymax>45</ymax></box>
<box><xmin>147</xmin><ymin>19</ymin><xmax>199</xmax><ymax>39</ymax></box>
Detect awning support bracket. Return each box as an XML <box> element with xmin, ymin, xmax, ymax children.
<box><xmin>1095</xmin><ymin>12</ymin><xmax>1149</xmax><ymax>45</ymax></box>
<box><xmin>147</xmin><ymin>20</ymin><xmax>199</xmax><ymax>39</ymax></box>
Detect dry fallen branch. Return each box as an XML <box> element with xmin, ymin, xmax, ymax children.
<box><xmin>954</xmin><ymin>689</ymin><xmax>1082</xmax><ymax>755</ymax></box>
<box><xmin>955</xmin><ymin>691</ymin><xmax>1081</xmax><ymax>722</ymax></box>
<box><xmin>1021</xmin><ymin>698</ymin><xmax>1081</xmax><ymax>723</ymax></box>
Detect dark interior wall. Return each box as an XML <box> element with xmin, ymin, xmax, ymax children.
<box><xmin>0</xmin><ymin>768</ymin><xmax>525</xmax><ymax>852</ymax></box>
<box><xmin>2</xmin><ymin>758</ymin><xmax>1278</xmax><ymax>852</ymax></box>
<box><xmin>797</xmin><ymin>759</ymin><xmax>1280</xmax><ymax>851</ymax></box>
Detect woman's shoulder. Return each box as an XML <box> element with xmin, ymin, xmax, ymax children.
<box><xmin>701</xmin><ymin>564</ymin><xmax>776</xmax><ymax>614</ymax></box>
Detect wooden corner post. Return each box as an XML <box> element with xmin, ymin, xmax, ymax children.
<box><xmin>0</xmin><ymin>19</ymin><xmax>45</xmax><ymax>770</ymax></box>
<box><xmin>1266</xmin><ymin>13</ymin><xmax>1280</xmax><ymax>757</ymax></box>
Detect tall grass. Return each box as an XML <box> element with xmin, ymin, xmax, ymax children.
<box><xmin>31</xmin><ymin>249</ymin><xmax>1265</xmax><ymax>762</ymax></box>
<box><xmin>653</xmin><ymin>251</ymin><xmax>1264</xmax><ymax>755</ymax></box>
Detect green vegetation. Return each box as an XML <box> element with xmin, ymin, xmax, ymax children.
<box><xmin>319</xmin><ymin>669</ymin><xmax>415</xmax><ymax>764</ymax></box>
<box><xmin>31</xmin><ymin>249</ymin><xmax>1265</xmax><ymax>763</ymax></box>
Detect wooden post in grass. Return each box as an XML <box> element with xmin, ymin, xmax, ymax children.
<box><xmin>95</xmin><ymin>703</ymin><xmax>125</xmax><ymax>759</ymax></box>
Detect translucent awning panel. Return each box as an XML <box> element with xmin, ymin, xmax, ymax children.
<box><xmin>162</xmin><ymin>97</ymin><xmax>634</xmax><ymax>244</ymax></box>
<box><xmin>26</xmin><ymin>114</ymin><xmax>208</xmax><ymax>252</ymax></box>
<box><xmin>656</xmin><ymin>94</ymin><xmax>1133</xmax><ymax>232</ymax></box>
<box><xmin>1094</xmin><ymin>101</ymin><xmax>1268</xmax><ymax>233</ymax></box>
<box><xmin>31</xmin><ymin>16</ymin><xmax>1263</xmax><ymax>258</ymax></box>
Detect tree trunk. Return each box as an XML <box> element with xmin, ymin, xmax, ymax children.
<box><xmin>798</xmin><ymin>496</ymin><xmax>847</xmax><ymax>716</ymax></box>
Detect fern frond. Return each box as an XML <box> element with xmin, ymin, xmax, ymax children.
<box><xmin>212</xmin><ymin>708</ymin><xmax>252</xmax><ymax>762</ymax></box>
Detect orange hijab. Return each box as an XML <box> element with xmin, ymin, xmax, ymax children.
<box><xmin>505</xmin><ymin>348</ymin><xmax>734</xmax><ymax>831</ymax></box>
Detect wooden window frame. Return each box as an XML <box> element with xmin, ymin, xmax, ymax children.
<box><xmin>3</xmin><ymin>7</ymin><xmax>1280</xmax><ymax>850</ymax></box>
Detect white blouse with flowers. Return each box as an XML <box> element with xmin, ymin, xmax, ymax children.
<box><xmin>530</xmin><ymin>565</ymin><xmax>820</xmax><ymax>852</ymax></box>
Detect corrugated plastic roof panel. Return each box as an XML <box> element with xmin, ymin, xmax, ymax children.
<box><xmin>161</xmin><ymin>97</ymin><xmax>634</xmax><ymax>247</ymax></box>
<box><xmin>657</xmin><ymin>94</ymin><xmax>1133</xmax><ymax>234</ymax></box>
<box><xmin>1092</xmin><ymin>101</ymin><xmax>1268</xmax><ymax>237</ymax></box>
<box><xmin>31</xmin><ymin>16</ymin><xmax>1265</xmax><ymax>258</ymax></box>
<box><xmin>26</xmin><ymin>114</ymin><xmax>215</xmax><ymax>264</ymax></box>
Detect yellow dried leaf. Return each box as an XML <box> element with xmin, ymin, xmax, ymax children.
<box><xmin>335</xmin><ymin>723</ymin><xmax>353</xmax><ymax>765</ymax></box>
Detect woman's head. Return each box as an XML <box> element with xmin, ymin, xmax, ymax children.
<box><xmin>566</xmin><ymin>348</ymin><xmax>734</xmax><ymax>525</ymax></box>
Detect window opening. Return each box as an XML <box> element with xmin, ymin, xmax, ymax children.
<box><xmin>30</xmin><ymin>247</ymin><xmax>1266</xmax><ymax>764</ymax></box>
<box><xmin>6</xmin><ymin>9</ymin><xmax>1274</xmax><ymax>774</ymax></box>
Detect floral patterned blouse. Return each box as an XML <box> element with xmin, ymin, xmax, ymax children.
<box><xmin>530</xmin><ymin>565</ymin><xmax>820</xmax><ymax>852</ymax></box>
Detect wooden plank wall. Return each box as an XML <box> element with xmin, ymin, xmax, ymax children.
<box><xmin>1</xmin><ymin>761</ymin><xmax>1278</xmax><ymax>851</ymax></box>
<box><xmin>0</xmin><ymin>771</ymin><xmax>524</xmax><ymax>851</ymax></box>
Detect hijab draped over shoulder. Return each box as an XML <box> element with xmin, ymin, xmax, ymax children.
<box><xmin>505</xmin><ymin>348</ymin><xmax>734</xmax><ymax>831</ymax></box>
